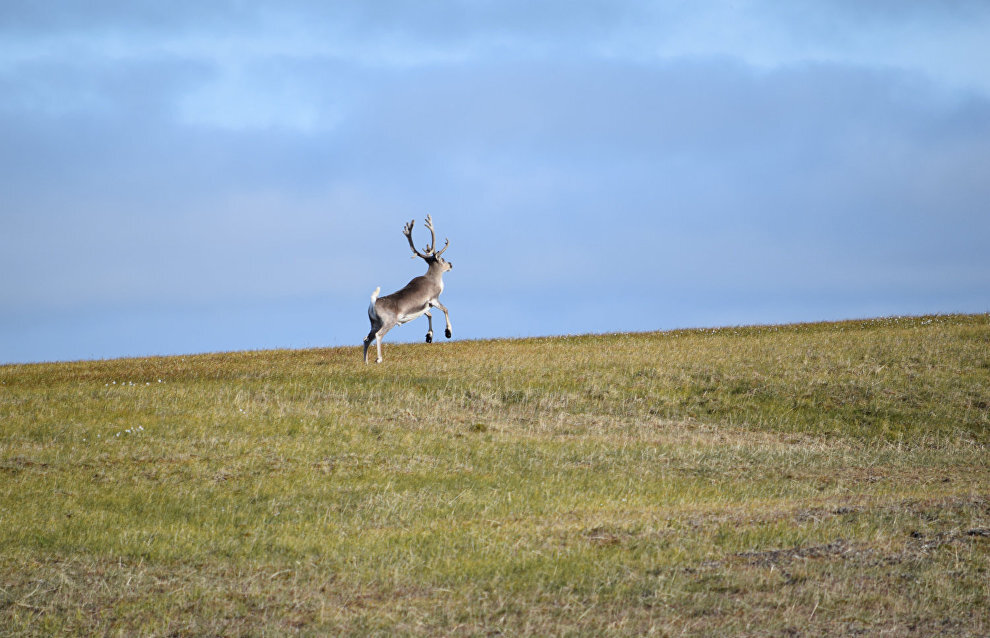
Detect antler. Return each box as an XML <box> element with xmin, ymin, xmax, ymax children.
<box><xmin>423</xmin><ymin>214</ymin><xmax>450</xmax><ymax>257</ymax></box>
<box><xmin>403</xmin><ymin>215</ymin><xmax>449</xmax><ymax>258</ymax></box>
<box><xmin>403</xmin><ymin>219</ymin><xmax>429</xmax><ymax>259</ymax></box>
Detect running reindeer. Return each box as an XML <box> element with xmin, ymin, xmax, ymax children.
<box><xmin>363</xmin><ymin>215</ymin><xmax>453</xmax><ymax>363</ymax></box>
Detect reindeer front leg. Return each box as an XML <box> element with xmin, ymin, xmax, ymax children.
<box><xmin>432</xmin><ymin>301</ymin><xmax>452</xmax><ymax>338</ymax></box>
<box><xmin>424</xmin><ymin>310</ymin><xmax>434</xmax><ymax>343</ymax></box>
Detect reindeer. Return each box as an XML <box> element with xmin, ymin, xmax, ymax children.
<box><xmin>363</xmin><ymin>215</ymin><xmax>453</xmax><ymax>363</ymax></box>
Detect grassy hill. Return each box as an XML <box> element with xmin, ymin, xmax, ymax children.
<box><xmin>1</xmin><ymin>314</ymin><xmax>988</xmax><ymax>636</ymax></box>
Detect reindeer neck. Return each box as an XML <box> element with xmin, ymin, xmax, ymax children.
<box><xmin>424</xmin><ymin>260</ymin><xmax>446</xmax><ymax>279</ymax></box>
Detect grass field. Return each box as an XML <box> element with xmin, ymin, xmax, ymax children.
<box><xmin>1</xmin><ymin>314</ymin><xmax>988</xmax><ymax>636</ymax></box>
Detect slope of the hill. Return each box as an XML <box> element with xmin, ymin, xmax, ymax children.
<box><xmin>1</xmin><ymin>314</ymin><xmax>988</xmax><ymax>636</ymax></box>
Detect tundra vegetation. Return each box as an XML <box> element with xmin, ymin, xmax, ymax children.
<box><xmin>1</xmin><ymin>314</ymin><xmax>988</xmax><ymax>636</ymax></box>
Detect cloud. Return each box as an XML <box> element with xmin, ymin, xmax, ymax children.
<box><xmin>1</xmin><ymin>2</ymin><xmax>988</xmax><ymax>362</ymax></box>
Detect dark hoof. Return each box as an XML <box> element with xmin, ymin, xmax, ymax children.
<box><xmin>425</xmin><ymin>333</ymin><xmax>433</xmax><ymax>343</ymax></box>
<box><xmin>445</xmin><ymin>329</ymin><xmax>452</xmax><ymax>339</ymax></box>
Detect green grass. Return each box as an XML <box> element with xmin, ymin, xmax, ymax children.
<box><xmin>1</xmin><ymin>313</ymin><xmax>988</xmax><ymax>636</ymax></box>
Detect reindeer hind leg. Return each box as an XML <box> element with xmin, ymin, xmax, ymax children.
<box><xmin>372</xmin><ymin>320</ymin><xmax>396</xmax><ymax>364</ymax></box>
<box><xmin>363</xmin><ymin>310</ymin><xmax>385</xmax><ymax>364</ymax></box>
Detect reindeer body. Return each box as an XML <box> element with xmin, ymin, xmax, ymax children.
<box><xmin>363</xmin><ymin>216</ymin><xmax>453</xmax><ymax>363</ymax></box>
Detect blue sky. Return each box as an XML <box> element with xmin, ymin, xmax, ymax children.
<box><xmin>2</xmin><ymin>1</ymin><xmax>988</xmax><ymax>363</ymax></box>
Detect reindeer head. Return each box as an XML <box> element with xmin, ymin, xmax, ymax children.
<box><xmin>403</xmin><ymin>215</ymin><xmax>453</xmax><ymax>272</ymax></box>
